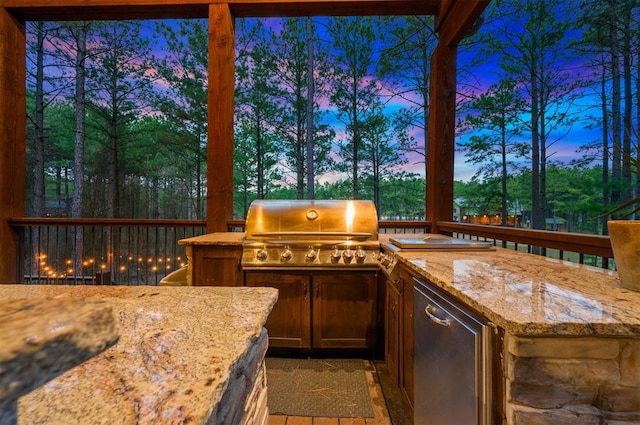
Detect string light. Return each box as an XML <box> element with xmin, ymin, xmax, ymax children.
<box><xmin>33</xmin><ymin>253</ymin><xmax>187</xmax><ymax>282</ymax></box>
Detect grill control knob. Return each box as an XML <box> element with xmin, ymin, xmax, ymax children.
<box><xmin>355</xmin><ymin>246</ymin><xmax>366</xmax><ymax>264</ymax></box>
<box><xmin>378</xmin><ymin>254</ymin><xmax>391</xmax><ymax>267</ymax></box>
<box><xmin>280</xmin><ymin>246</ymin><xmax>292</xmax><ymax>262</ymax></box>
<box><xmin>342</xmin><ymin>248</ymin><xmax>354</xmax><ymax>264</ymax></box>
<box><xmin>256</xmin><ymin>247</ymin><xmax>268</xmax><ymax>261</ymax></box>
<box><xmin>330</xmin><ymin>246</ymin><xmax>341</xmax><ymax>264</ymax></box>
<box><xmin>305</xmin><ymin>246</ymin><xmax>317</xmax><ymax>262</ymax></box>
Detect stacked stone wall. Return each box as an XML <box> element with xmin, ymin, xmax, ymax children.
<box><xmin>505</xmin><ymin>335</ymin><xmax>640</xmax><ymax>425</ymax></box>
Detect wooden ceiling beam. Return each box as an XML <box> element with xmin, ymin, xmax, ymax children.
<box><xmin>435</xmin><ymin>0</ymin><xmax>489</xmax><ymax>46</ymax></box>
<box><xmin>229</xmin><ymin>1</ymin><xmax>439</xmax><ymax>18</ymax></box>
<box><xmin>1</xmin><ymin>0</ymin><xmax>441</xmax><ymax>21</ymax></box>
<box><xmin>3</xmin><ymin>5</ymin><xmax>208</xmax><ymax>21</ymax></box>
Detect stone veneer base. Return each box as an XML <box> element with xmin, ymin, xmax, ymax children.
<box><xmin>505</xmin><ymin>335</ymin><xmax>640</xmax><ymax>424</ymax></box>
<box><xmin>211</xmin><ymin>328</ymin><xmax>269</xmax><ymax>425</ymax></box>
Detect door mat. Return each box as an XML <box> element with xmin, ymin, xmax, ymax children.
<box><xmin>265</xmin><ymin>357</ymin><xmax>375</xmax><ymax>418</ymax></box>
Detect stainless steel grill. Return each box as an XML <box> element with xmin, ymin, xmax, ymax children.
<box><xmin>242</xmin><ymin>199</ymin><xmax>380</xmax><ymax>270</ymax></box>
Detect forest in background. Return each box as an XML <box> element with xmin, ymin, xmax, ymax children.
<box><xmin>25</xmin><ymin>0</ymin><xmax>639</xmax><ymax>236</ymax></box>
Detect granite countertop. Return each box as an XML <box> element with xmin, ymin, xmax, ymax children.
<box><xmin>1</xmin><ymin>297</ymin><xmax>119</xmax><ymax>422</ymax></box>
<box><xmin>179</xmin><ymin>232</ymin><xmax>245</xmax><ymax>246</ymax></box>
<box><xmin>176</xmin><ymin>232</ymin><xmax>640</xmax><ymax>337</ymax></box>
<box><xmin>0</xmin><ymin>285</ymin><xmax>278</xmax><ymax>424</ymax></box>
<box><xmin>394</xmin><ymin>248</ymin><xmax>640</xmax><ymax>337</ymax></box>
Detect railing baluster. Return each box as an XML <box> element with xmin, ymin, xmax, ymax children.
<box><xmin>8</xmin><ymin>218</ymin><xmax>615</xmax><ymax>285</ymax></box>
<box><xmin>8</xmin><ymin>218</ymin><xmax>206</xmax><ymax>285</ymax></box>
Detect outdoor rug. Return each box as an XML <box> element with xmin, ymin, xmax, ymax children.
<box><xmin>265</xmin><ymin>357</ymin><xmax>375</xmax><ymax>418</ymax></box>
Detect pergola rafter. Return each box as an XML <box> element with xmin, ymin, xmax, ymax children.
<box><xmin>0</xmin><ymin>0</ymin><xmax>489</xmax><ymax>282</ymax></box>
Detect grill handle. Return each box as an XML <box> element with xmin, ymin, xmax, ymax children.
<box><xmin>248</xmin><ymin>231</ymin><xmax>373</xmax><ymax>242</ymax></box>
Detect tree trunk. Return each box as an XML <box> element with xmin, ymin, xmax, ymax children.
<box><xmin>501</xmin><ymin>128</ymin><xmax>508</xmax><ymax>226</ymax></box>
<box><xmin>352</xmin><ymin>85</ymin><xmax>359</xmax><ymax>200</ymax></box>
<box><xmin>33</xmin><ymin>22</ymin><xmax>46</xmax><ymax>218</ymax></box>
<box><xmin>256</xmin><ymin>113</ymin><xmax>265</xmax><ymax>199</ymax></box>
<box><xmin>622</xmin><ymin>4</ymin><xmax>632</xmax><ymax>203</ymax></box>
<box><xmin>609</xmin><ymin>0</ymin><xmax>622</xmax><ymax>210</ymax></box>
<box><xmin>601</xmin><ymin>56</ymin><xmax>610</xmax><ymax>235</ymax></box>
<box><xmin>108</xmin><ymin>110</ymin><xmax>120</xmax><ymax>218</ymax></box>
<box><xmin>530</xmin><ymin>66</ymin><xmax>543</xmax><ymax>231</ymax></box>
<box><xmin>305</xmin><ymin>17</ymin><xmax>315</xmax><ymax>200</ymax></box>
<box><xmin>72</xmin><ymin>24</ymin><xmax>87</xmax><ymax>273</ymax></box>
<box><xmin>636</xmin><ymin>15</ymin><xmax>640</xmax><ymax>220</ymax></box>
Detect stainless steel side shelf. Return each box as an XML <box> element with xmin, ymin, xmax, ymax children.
<box><xmin>389</xmin><ymin>234</ymin><xmax>494</xmax><ymax>250</ymax></box>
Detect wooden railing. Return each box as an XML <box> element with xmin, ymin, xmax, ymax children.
<box><xmin>9</xmin><ymin>218</ymin><xmax>208</xmax><ymax>285</ymax></box>
<box><xmin>437</xmin><ymin>221</ymin><xmax>613</xmax><ymax>268</ymax></box>
<box><xmin>8</xmin><ymin>217</ymin><xmax>614</xmax><ymax>285</ymax></box>
<box><xmin>378</xmin><ymin>220</ymin><xmax>613</xmax><ymax>268</ymax></box>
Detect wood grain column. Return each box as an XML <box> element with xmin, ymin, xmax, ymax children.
<box><xmin>427</xmin><ymin>0</ymin><xmax>489</xmax><ymax>233</ymax></box>
<box><xmin>0</xmin><ymin>9</ymin><xmax>26</xmax><ymax>283</ymax></box>
<box><xmin>425</xmin><ymin>43</ymin><xmax>457</xmax><ymax>234</ymax></box>
<box><xmin>207</xmin><ymin>4</ymin><xmax>235</xmax><ymax>232</ymax></box>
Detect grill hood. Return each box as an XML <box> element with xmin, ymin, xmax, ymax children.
<box><xmin>244</xmin><ymin>199</ymin><xmax>379</xmax><ymax>242</ymax></box>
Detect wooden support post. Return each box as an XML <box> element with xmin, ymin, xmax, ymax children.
<box><xmin>427</xmin><ymin>0</ymin><xmax>488</xmax><ymax>233</ymax></box>
<box><xmin>207</xmin><ymin>4</ymin><xmax>235</xmax><ymax>232</ymax></box>
<box><xmin>0</xmin><ymin>9</ymin><xmax>26</xmax><ymax>283</ymax></box>
<box><xmin>425</xmin><ymin>43</ymin><xmax>456</xmax><ymax>234</ymax></box>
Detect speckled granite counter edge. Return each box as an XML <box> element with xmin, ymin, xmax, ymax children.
<box><xmin>0</xmin><ymin>285</ymin><xmax>278</xmax><ymax>425</ymax></box>
<box><xmin>179</xmin><ymin>232</ymin><xmax>245</xmax><ymax>246</ymax></box>
<box><xmin>394</xmin><ymin>249</ymin><xmax>640</xmax><ymax>337</ymax></box>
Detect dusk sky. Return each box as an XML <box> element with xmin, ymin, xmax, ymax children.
<box><xmin>245</xmin><ymin>10</ymin><xmax>607</xmax><ymax>184</ymax></box>
<box><xmin>34</xmin><ymin>10</ymin><xmax>611</xmax><ymax>185</ymax></box>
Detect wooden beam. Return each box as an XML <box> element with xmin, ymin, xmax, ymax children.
<box><xmin>426</xmin><ymin>0</ymin><xmax>489</xmax><ymax>231</ymax></box>
<box><xmin>425</xmin><ymin>43</ymin><xmax>456</xmax><ymax>234</ymax></box>
<box><xmin>1</xmin><ymin>0</ymin><xmax>441</xmax><ymax>20</ymax></box>
<box><xmin>228</xmin><ymin>0</ymin><xmax>439</xmax><ymax>17</ymax></box>
<box><xmin>207</xmin><ymin>3</ymin><xmax>235</xmax><ymax>232</ymax></box>
<box><xmin>0</xmin><ymin>8</ymin><xmax>26</xmax><ymax>282</ymax></box>
<box><xmin>436</xmin><ymin>0</ymin><xmax>489</xmax><ymax>46</ymax></box>
<box><xmin>3</xmin><ymin>4</ymin><xmax>209</xmax><ymax>21</ymax></box>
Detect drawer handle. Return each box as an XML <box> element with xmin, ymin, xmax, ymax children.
<box><xmin>425</xmin><ymin>305</ymin><xmax>451</xmax><ymax>327</ymax></box>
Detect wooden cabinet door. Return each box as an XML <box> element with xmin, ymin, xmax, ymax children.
<box><xmin>385</xmin><ymin>278</ymin><xmax>401</xmax><ymax>386</ymax></box>
<box><xmin>400</xmin><ymin>267</ymin><xmax>414</xmax><ymax>415</ymax></box>
<box><xmin>191</xmin><ymin>246</ymin><xmax>242</xmax><ymax>286</ymax></box>
<box><xmin>245</xmin><ymin>272</ymin><xmax>311</xmax><ymax>348</ymax></box>
<box><xmin>312</xmin><ymin>272</ymin><xmax>377</xmax><ymax>349</ymax></box>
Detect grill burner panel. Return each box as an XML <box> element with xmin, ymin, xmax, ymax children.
<box><xmin>242</xmin><ymin>200</ymin><xmax>380</xmax><ymax>269</ymax></box>
<box><xmin>242</xmin><ymin>243</ymin><xmax>380</xmax><ymax>270</ymax></box>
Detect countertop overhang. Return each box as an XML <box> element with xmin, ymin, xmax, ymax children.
<box><xmin>0</xmin><ymin>285</ymin><xmax>278</xmax><ymax>424</ymax></box>
<box><xmin>394</xmin><ymin>248</ymin><xmax>640</xmax><ymax>337</ymax></box>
